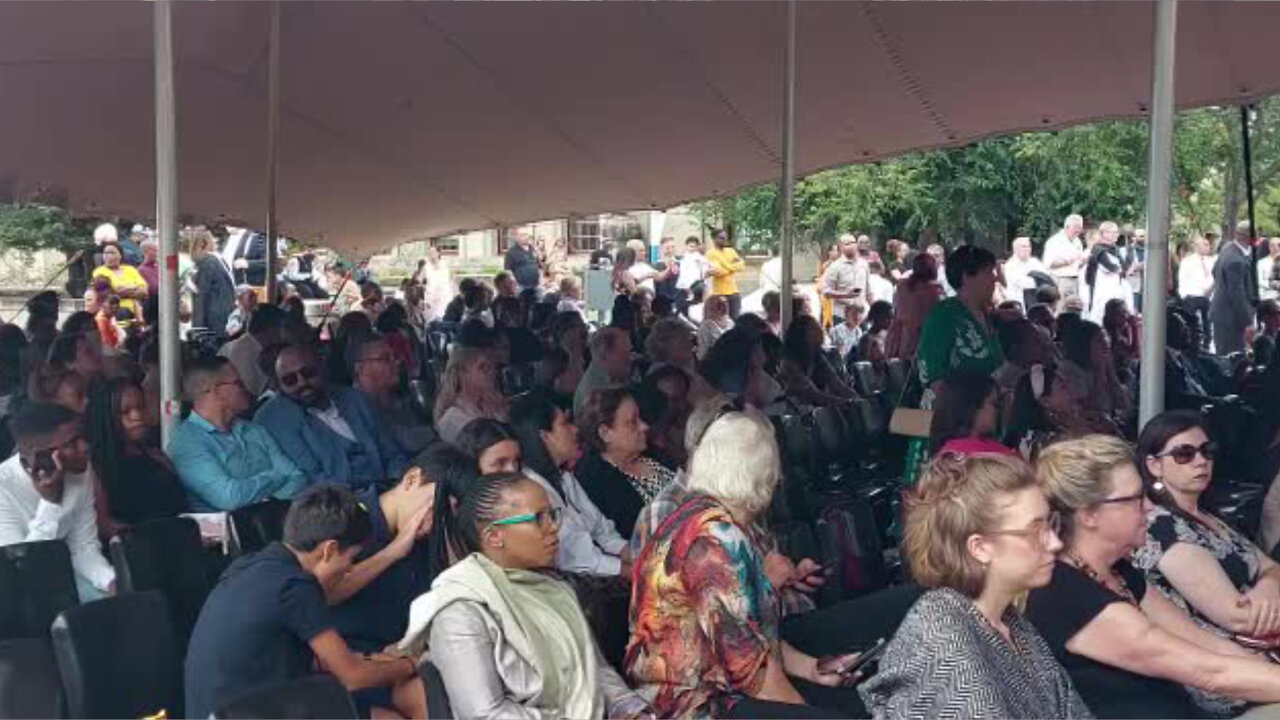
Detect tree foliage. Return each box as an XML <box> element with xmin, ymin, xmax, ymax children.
<box><xmin>699</xmin><ymin>97</ymin><xmax>1280</xmax><ymax>255</ymax></box>
<box><xmin>0</xmin><ymin>204</ymin><xmax>94</xmax><ymax>255</ymax></box>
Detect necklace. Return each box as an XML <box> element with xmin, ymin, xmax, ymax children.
<box><xmin>1064</xmin><ymin>550</ymin><xmax>1138</xmax><ymax>607</ymax></box>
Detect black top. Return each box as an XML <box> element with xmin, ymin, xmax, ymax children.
<box><xmin>103</xmin><ymin>451</ymin><xmax>189</xmax><ymax>526</ymax></box>
<box><xmin>575</xmin><ymin>451</ymin><xmax>674</xmax><ymax>539</ymax></box>
<box><xmin>1025</xmin><ymin>560</ymin><xmax>1205</xmax><ymax>719</ymax></box>
<box><xmin>184</xmin><ymin>543</ymin><xmax>335</xmax><ymax>719</ymax></box>
<box><xmin>505</xmin><ymin>243</ymin><xmax>541</xmax><ymax>289</ymax></box>
<box><xmin>331</xmin><ymin>487</ymin><xmax>432</xmax><ymax>653</ymax></box>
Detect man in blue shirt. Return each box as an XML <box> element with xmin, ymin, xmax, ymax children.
<box><xmin>168</xmin><ymin>356</ymin><xmax>309</xmax><ymax>511</ymax></box>
<box><xmin>256</xmin><ymin>344</ymin><xmax>408</xmax><ymax>492</ymax></box>
<box><xmin>184</xmin><ymin>485</ymin><xmax>424</xmax><ymax>719</ymax></box>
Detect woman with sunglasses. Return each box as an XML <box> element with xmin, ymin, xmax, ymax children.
<box><xmin>860</xmin><ymin>453</ymin><xmax>1086</xmax><ymax>720</ymax></box>
<box><xmin>1133</xmin><ymin>412</ymin><xmax>1280</xmax><ymax>654</ymax></box>
<box><xmin>1030</xmin><ymin>434</ymin><xmax>1280</xmax><ymax>719</ymax></box>
<box><xmin>399</xmin><ymin>472</ymin><xmax>650</xmax><ymax>720</ymax></box>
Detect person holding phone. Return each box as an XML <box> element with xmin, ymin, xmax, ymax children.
<box><xmin>822</xmin><ymin>234</ymin><xmax>870</xmax><ymax>326</ymax></box>
<box><xmin>859</xmin><ymin>452</ymin><xmax>1089</xmax><ymax>720</ymax></box>
<box><xmin>627</xmin><ymin>407</ymin><xmax>865</xmax><ymax>719</ymax></box>
<box><xmin>0</xmin><ymin>402</ymin><xmax>116</xmax><ymax>601</ymax></box>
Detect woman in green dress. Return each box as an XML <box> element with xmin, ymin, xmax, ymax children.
<box><xmin>917</xmin><ymin>245</ymin><xmax>1004</xmax><ymax>393</ymax></box>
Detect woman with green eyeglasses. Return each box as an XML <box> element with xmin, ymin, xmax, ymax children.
<box><xmin>1030</xmin><ymin>434</ymin><xmax>1280</xmax><ymax>719</ymax></box>
<box><xmin>398</xmin><ymin>472</ymin><xmax>652</xmax><ymax>720</ymax></box>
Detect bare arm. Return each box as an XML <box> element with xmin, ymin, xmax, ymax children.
<box><xmin>1141</xmin><ymin>584</ymin><xmax>1253</xmax><ymax>658</ymax></box>
<box><xmin>1157</xmin><ymin>542</ymin><xmax>1276</xmax><ymax>635</ymax></box>
<box><xmin>310</xmin><ymin>629</ymin><xmax>416</xmax><ymax>692</ymax></box>
<box><xmin>1067</xmin><ymin>602</ymin><xmax>1280</xmax><ymax>703</ymax></box>
<box><xmin>325</xmin><ymin>503</ymin><xmax>431</xmax><ymax>605</ymax></box>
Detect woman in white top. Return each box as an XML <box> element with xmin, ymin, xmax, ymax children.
<box><xmin>433</xmin><ymin>346</ymin><xmax>509</xmax><ymax>445</ymax></box>
<box><xmin>416</xmin><ymin>244</ymin><xmax>453</xmax><ymax>325</ymax></box>
<box><xmin>696</xmin><ymin>295</ymin><xmax>734</xmax><ymax>360</ymax></box>
<box><xmin>1258</xmin><ymin>237</ymin><xmax>1280</xmax><ymax>302</ymax></box>
<box><xmin>509</xmin><ymin>392</ymin><xmax>631</xmax><ymax>577</ymax></box>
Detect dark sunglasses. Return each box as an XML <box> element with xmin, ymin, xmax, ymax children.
<box><xmin>1155</xmin><ymin>441</ymin><xmax>1217</xmax><ymax>465</ymax></box>
<box><xmin>280</xmin><ymin>365</ymin><xmax>319</xmax><ymax>388</ymax></box>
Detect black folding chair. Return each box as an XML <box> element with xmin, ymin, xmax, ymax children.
<box><xmin>109</xmin><ymin>516</ymin><xmax>213</xmax><ymax>651</ymax></box>
<box><xmin>228</xmin><ymin>498</ymin><xmax>292</xmax><ymax>556</ymax></box>
<box><xmin>214</xmin><ymin>674</ymin><xmax>357</xmax><ymax>719</ymax></box>
<box><xmin>0</xmin><ymin>637</ymin><xmax>65</xmax><ymax>718</ymax></box>
<box><xmin>51</xmin><ymin>591</ymin><xmax>182</xmax><ymax>720</ymax></box>
<box><xmin>0</xmin><ymin>540</ymin><xmax>79</xmax><ymax>640</ymax></box>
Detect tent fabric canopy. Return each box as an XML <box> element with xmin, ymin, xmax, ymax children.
<box><xmin>1</xmin><ymin>1</ymin><xmax>1278</xmax><ymax>257</ymax></box>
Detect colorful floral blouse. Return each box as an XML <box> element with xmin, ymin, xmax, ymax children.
<box><xmin>625</xmin><ymin>494</ymin><xmax>779</xmax><ymax>719</ymax></box>
<box><xmin>917</xmin><ymin>297</ymin><xmax>1004</xmax><ymax>386</ymax></box>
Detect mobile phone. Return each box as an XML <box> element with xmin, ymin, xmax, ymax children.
<box><xmin>22</xmin><ymin>449</ymin><xmax>57</xmax><ymax>477</ymax></box>
<box><xmin>842</xmin><ymin>638</ymin><xmax>888</xmax><ymax>676</ymax></box>
<box><xmin>816</xmin><ymin>638</ymin><xmax>887</xmax><ymax>677</ymax></box>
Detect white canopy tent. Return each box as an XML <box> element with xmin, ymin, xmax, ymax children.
<box><xmin>2</xmin><ymin>0</ymin><xmax>1278</xmax><ymax>436</ymax></box>
<box><xmin>2</xmin><ymin>1</ymin><xmax>1278</xmax><ymax>256</ymax></box>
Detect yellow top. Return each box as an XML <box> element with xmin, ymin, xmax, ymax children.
<box><xmin>92</xmin><ymin>264</ymin><xmax>149</xmax><ymax>318</ymax></box>
<box><xmin>705</xmin><ymin>246</ymin><xmax>746</xmax><ymax>296</ymax></box>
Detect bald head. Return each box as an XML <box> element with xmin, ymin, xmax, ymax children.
<box><xmin>276</xmin><ymin>344</ymin><xmax>327</xmax><ymax>407</ymax></box>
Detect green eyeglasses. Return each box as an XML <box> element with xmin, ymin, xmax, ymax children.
<box><xmin>488</xmin><ymin>507</ymin><xmax>562</xmax><ymax>531</ymax></box>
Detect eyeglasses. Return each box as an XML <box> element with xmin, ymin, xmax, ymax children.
<box><xmin>1155</xmin><ymin>441</ymin><xmax>1217</xmax><ymax>465</ymax></box>
<box><xmin>1098</xmin><ymin>491</ymin><xmax>1146</xmax><ymax>506</ymax></box>
<box><xmin>986</xmin><ymin>511</ymin><xmax>1061</xmax><ymax>548</ymax></box>
<box><xmin>488</xmin><ymin>507</ymin><xmax>562</xmax><ymax>531</ymax></box>
<box><xmin>279</xmin><ymin>365</ymin><xmax>319</xmax><ymax>388</ymax></box>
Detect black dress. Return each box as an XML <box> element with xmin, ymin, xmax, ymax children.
<box><xmin>1026</xmin><ymin>560</ymin><xmax>1206</xmax><ymax>719</ymax></box>
<box><xmin>104</xmin><ymin>450</ymin><xmax>189</xmax><ymax>525</ymax></box>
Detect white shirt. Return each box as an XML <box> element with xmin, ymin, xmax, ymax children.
<box><xmin>697</xmin><ymin>317</ymin><xmax>733</xmax><ymax>359</ymax></box>
<box><xmin>822</xmin><ymin>256</ymin><xmax>870</xmax><ymax>315</ymax></box>
<box><xmin>1043</xmin><ymin>231</ymin><xmax>1086</xmax><ymax>279</ymax></box>
<box><xmin>676</xmin><ymin>252</ymin><xmax>711</xmax><ymax>291</ymax></box>
<box><xmin>1003</xmin><ymin>256</ymin><xmax>1047</xmax><ymax>293</ymax></box>
<box><xmin>0</xmin><ymin>455</ymin><xmax>115</xmax><ymax>598</ymax></box>
<box><xmin>829</xmin><ymin>322</ymin><xmax>863</xmax><ymax>359</ymax></box>
<box><xmin>310</xmin><ymin>404</ymin><xmax>357</xmax><ymax>443</ymax></box>
<box><xmin>1259</xmin><ymin>256</ymin><xmax>1278</xmax><ymax>301</ymax></box>
<box><xmin>1178</xmin><ymin>253</ymin><xmax>1217</xmax><ymax>299</ymax></box>
<box><xmin>628</xmin><ymin>263</ymin><xmax>657</xmax><ymax>293</ymax></box>
<box><xmin>868</xmin><ymin>274</ymin><xmax>895</xmax><ymax>305</ymax></box>
<box><xmin>523</xmin><ymin>468</ymin><xmax>627</xmax><ymax>576</ymax></box>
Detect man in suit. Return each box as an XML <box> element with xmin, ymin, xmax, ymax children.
<box><xmin>1210</xmin><ymin>222</ymin><xmax>1258</xmax><ymax>356</ymax></box>
<box><xmin>256</xmin><ymin>344</ymin><xmax>408</xmax><ymax>492</ymax></box>
<box><xmin>193</xmin><ymin>233</ymin><xmax>236</xmax><ymax>338</ymax></box>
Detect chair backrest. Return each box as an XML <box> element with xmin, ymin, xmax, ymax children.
<box><xmin>51</xmin><ymin>591</ymin><xmax>182</xmax><ymax>720</ymax></box>
<box><xmin>109</xmin><ymin>517</ymin><xmax>213</xmax><ymax>650</ymax></box>
<box><xmin>420</xmin><ymin>661</ymin><xmax>453</xmax><ymax>720</ymax></box>
<box><xmin>213</xmin><ymin>674</ymin><xmax>357</xmax><ymax>720</ymax></box>
<box><xmin>228</xmin><ymin>499</ymin><xmax>292</xmax><ymax>556</ymax></box>
<box><xmin>852</xmin><ymin>361</ymin><xmax>882</xmax><ymax>396</ymax></box>
<box><xmin>0</xmin><ymin>540</ymin><xmax>79</xmax><ymax>640</ymax></box>
<box><xmin>0</xmin><ymin>637</ymin><xmax>65</xmax><ymax>719</ymax></box>
<box><xmin>885</xmin><ymin>358</ymin><xmax>908</xmax><ymax>397</ymax></box>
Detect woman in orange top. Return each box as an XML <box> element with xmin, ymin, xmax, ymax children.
<box><xmin>705</xmin><ymin>230</ymin><xmax>747</xmax><ymax>319</ymax></box>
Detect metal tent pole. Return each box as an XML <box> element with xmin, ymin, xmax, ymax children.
<box><xmin>1242</xmin><ymin>104</ymin><xmax>1258</xmax><ymax>264</ymax></box>
<box><xmin>1139</xmin><ymin>0</ymin><xmax>1178</xmax><ymax>426</ymax></box>
<box><xmin>265</xmin><ymin>1</ymin><xmax>281</xmax><ymax>302</ymax></box>
<box><xmin>154</xmin><ymin>0</ymin><xmax>181</xmax><ymax>444</ymax></box>
<box><xmin>778</xmin><ymin>0</ymin><xmax>797</xmax><ymax>331</ymax></box>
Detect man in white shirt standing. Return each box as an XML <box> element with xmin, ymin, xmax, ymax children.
<box><xmin>1003</xmin><ymin>237</ymin><xmax>1047</xmax><ymax>309</ymax></box>
<box><xmin>676</xmin><ymin>236</ymin><xmax>711</xmax><ymax>314</ymax></box>
<box><xmin>1042</xmin><ymin>214</ymin><xmax>1087</xmax><ymax>300</ymax></box>
<box><xmin>822</xmin><ymin>234</ymin><xmax>869</xmax><ymax>324</ymax></box>
<box><xmin>1178</xmin><ymin>234</ymin><xmax>1217</xmax><ymax>350</ymax></box>
<box><xmin>1258</xmin><ymin>237</ymin><xmax>1280</xmax><ymax>302</ymax></box>
<box><xmin>0</xmin><ymin>402</ymin><xmax>115</xmax><ymax>601</ymax></box>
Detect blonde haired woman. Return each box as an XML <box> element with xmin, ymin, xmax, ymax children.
<box><xmin>433</xmin><ymin>346</ymin><xmax>509</xmax><ymax>446</ymax></box>
<box><xmin>1029</xmin><ymin>435</ymin><xmax>1280</xmax><ymax>719</ymax></box>
<box><xmin>859</xmin><ymin>453</ymin><xmax>1088</xmax><ymax>720</ymax></box>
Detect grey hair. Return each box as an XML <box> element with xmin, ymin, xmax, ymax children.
<box><xmin>686</xmin><ymin>407</ymin><xmax>780</xmax><ymax>520</ymax></box>
<box><xmin>1064</xmin><ymin>214</ymin><xmax>1084</xmax><ymax>229</ymax></box>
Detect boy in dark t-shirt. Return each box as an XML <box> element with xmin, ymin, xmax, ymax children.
<box><xmin>184</xmin><ymin>485</ymin><xmax>424</xmax><ymax>719</ymax></box>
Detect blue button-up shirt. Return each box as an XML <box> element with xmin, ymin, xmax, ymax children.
<box><xmin>167</xmin><ymin>411</ymin><xmax>310</xmax><ymax>512</ymax></box>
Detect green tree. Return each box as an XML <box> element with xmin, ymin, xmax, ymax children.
<box><xmin>0</xmin><ymin>203</ymin><xmax>93</xmax><ymax>256</ymax></box>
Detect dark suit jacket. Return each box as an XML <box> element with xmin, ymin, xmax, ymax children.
<box><xmin>1210</xmin><ymin>241</ymin><xmax>1255</xmax><ymax>325</ymax></box>
<box><xmin>193</xmin><ymin>254</ymin><xmax>235</xmax><ymax>335</ymax></box>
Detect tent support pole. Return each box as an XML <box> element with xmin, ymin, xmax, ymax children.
<box><xmin>265</xmin><ymin>0</ymin><xmax>281</xmax><ymax>302</ymax></box>
<box><xmin>1139</xmin><ymin>0</ymin><xmax>1177</xmax><ymax>426</ymax></box>
<box><xmin>155</xmin><ymin>0</ymin><xmax>181</xmax><ymax>445</ymax></box>
<box><xmin>778</xmin><ymin>0</ymin><xmax>797</xmax><ymax>331</ymax></box>
<box><xmin>1242</xmin><ymin>104</ymin><xmax>1258</xmax><ymax>262</ymax></box>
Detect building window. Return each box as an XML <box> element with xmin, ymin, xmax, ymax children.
<box><xmin>497</xmin><ymin>228</ymin><xmax>515</xmax><ymax>255</ymax></box>
<box><xmin>435</xmin><ymin>236</ymin><xmax>460</xmax><ymax>256</ymax></box>
<box><xmin>569</xmin><ymin>217</ymin><xmax>602</xmax><ymax>254</ymax></box>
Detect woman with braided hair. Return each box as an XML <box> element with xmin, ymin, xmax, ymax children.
<box><xmin>859</xmin><ymin>452</ymin><xmax>1089</xmax><ymax>720</ymax></box>
<box><xmin>398</xmin><ymin>472</ymin><xmax>651</xmax><ymax>720</ymax></box>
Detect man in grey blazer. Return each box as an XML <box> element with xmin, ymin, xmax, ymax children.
<box><xmin>193</xmin><ymin>235</ymin><xmax>236</xmax><ymax>338</ymax></box>
<box><xmin>1210</xmin><ymin>223</ymin><xmax>1258</xmax><ymax>355</ymax></box>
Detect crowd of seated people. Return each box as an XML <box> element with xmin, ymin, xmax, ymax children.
<box><xmin>8</xmin><ymin>229</ymin><xmax>1280</xmax><ymax>720</ymax></box>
